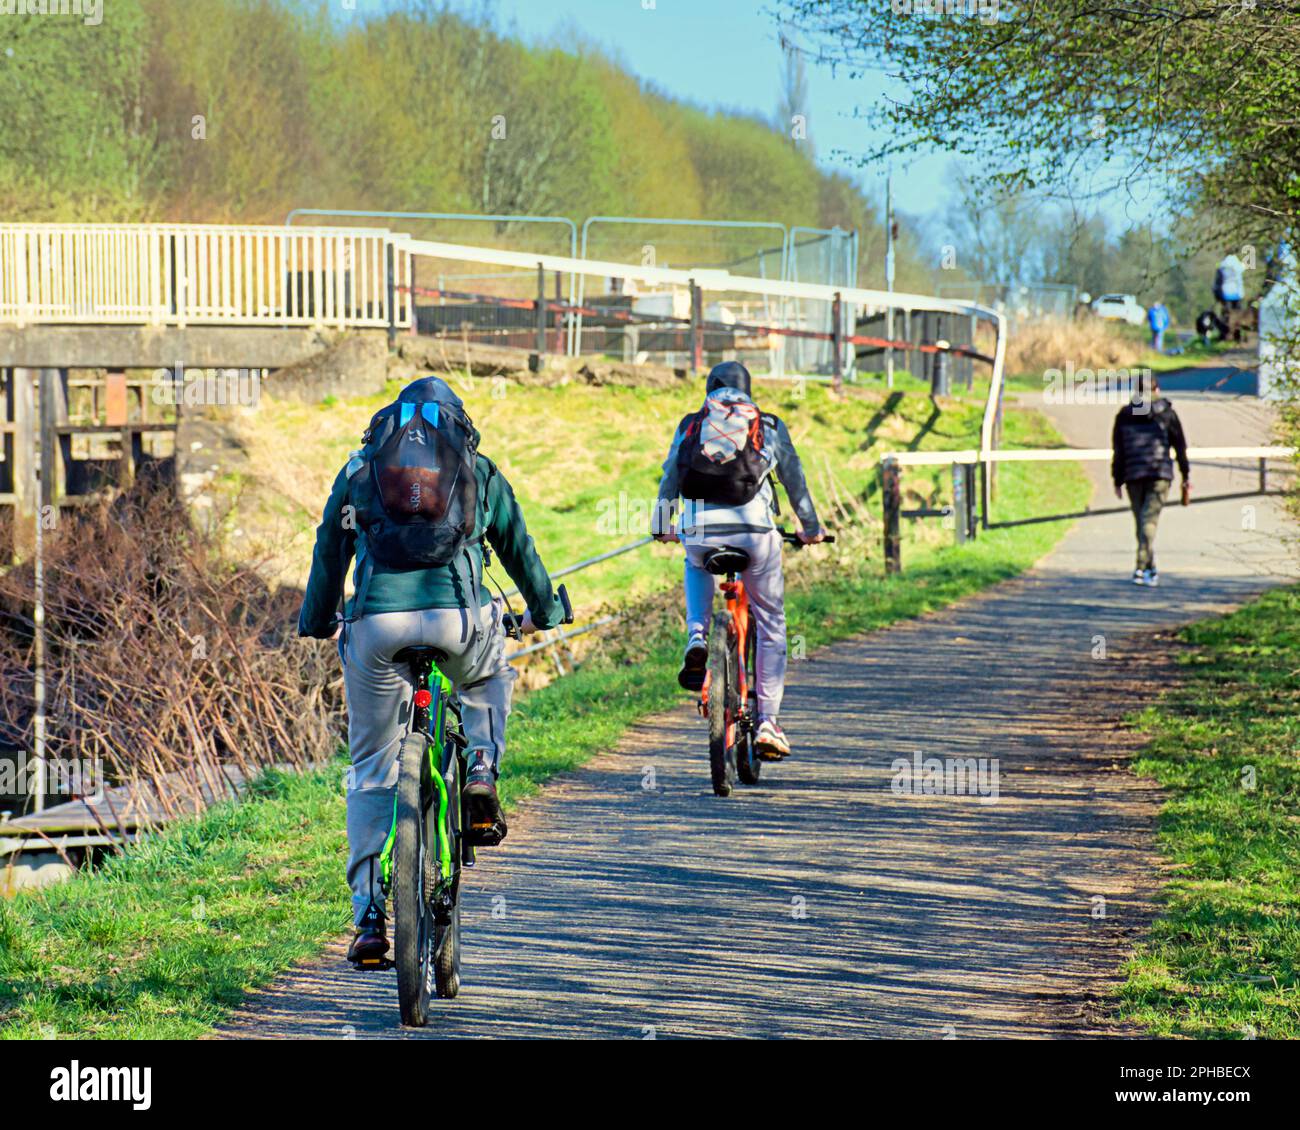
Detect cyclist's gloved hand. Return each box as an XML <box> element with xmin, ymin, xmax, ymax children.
<box><xmin>519</xmin><ymin>610</ymin><xmax>540</xmax><ymax>636</ymax></box>
<box><xmin>797</xmin><ymin>527</ymin><xmax>827</xmax><ymax>545</ymax></box>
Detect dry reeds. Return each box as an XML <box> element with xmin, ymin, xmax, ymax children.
<box><xmin>1004</xmin><ymin>316</ymin><xmax>1137</xmax><ymax>377</ymax></box>
<box><xmin>0</xmin><ymin>482</ymin><xmax>344</xmax><ymax>818</ymax></box>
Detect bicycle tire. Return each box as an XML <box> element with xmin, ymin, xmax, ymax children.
<box><xmin>393</xmin><ymin>730</ymin><xmax>435</xmax><ymax>1027</ymax></box>
<box><xmin>707</xmin><ymin>610</ymin><xmax>737</xmax><ymax>797</ymax></box>
<box><xmin>736</xmin><ymin>623</ymin><xmax>761</xmax><ymax>785</ymax></box>
<box><xmin>433</xmin><ymin>753</ymin><xmax>462</xmax><ymax>999</ymax></box>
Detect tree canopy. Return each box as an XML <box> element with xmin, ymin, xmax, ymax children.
<box><xmin>782</xmin><ymin>0</ymin><xmax>1300</xmax><ymax>245</ymax></box>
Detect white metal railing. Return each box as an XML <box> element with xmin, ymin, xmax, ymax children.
<box><xmin>883</xmin><ymin>445</ymin><xmax>1296</xmax><ymax>467</ymax></box>
<box><xmin>0</xmin><ymin>223</ymin><xmax>412</xmax><ymax>330</ymax></box>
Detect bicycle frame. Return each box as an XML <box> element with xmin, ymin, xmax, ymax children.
<box><xmin>379</xmin><ymin>660</ymin><xmax>461</xmax><ymax>894</ymax></box>
<box><xmin>700</xmin><ymin>576</ymin><xmax>753</xmax><ymax>744</ymax></box>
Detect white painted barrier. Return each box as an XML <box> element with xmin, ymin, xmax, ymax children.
<box><xmin>0</xmin><ymin>223</ymin><xmax>412</xmax><ymax>330</ymax></box>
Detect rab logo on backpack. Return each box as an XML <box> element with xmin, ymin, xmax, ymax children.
<box><xmin>678</xmin><ymin>392</ymin><xmax>769</xmax><ymax>506</ymax></box>
<box><xmin>354</xmin><ymin>400</ymin><xmax>479</xmax><ymax>568</ymax></box>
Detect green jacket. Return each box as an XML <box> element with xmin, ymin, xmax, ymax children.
<box><xmin>297</xmin><ymin>453</ymin><xmax>562</xmax><ymax>639</ymax></box>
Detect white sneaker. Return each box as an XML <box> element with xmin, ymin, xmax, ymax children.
<box><xmin>1143</xmin><ymin>569</ymin><xmax>1160</xmax><ymax>587</ymax></box>
<box><xmin>755</xmin><ymin>718</ymin><xmax>791</xmax><ymax>760</ymax></box>
<box><xmin>1132</xmin><ymin>569</ymin><xmax>1146</xmax><ymax>585</ymax></box>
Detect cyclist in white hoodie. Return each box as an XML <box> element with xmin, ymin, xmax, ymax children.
<box><xmin>651</xmin><ymin>362</ymin><xmax>825</xmax><ymax>758</ymax></box>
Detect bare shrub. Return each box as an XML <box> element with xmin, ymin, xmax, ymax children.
<box><xmin>0</xmin><ymin>483</ymin><xmax>343</xmax><ymax>816</ymax></box>
<box><xmin>1004</xmin><ymin>316</ymin><xmax>1136</xmax><ymax>377</ymax></box>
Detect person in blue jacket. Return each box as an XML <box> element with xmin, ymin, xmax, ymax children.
<box><xmin>1147</xmin><ymin>301</ymin><xmax>1170</xmax><ymax>352</ymax></box>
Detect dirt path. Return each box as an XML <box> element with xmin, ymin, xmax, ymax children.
<box><xmin>223</xmin><ymin>367</ymin><xmax>1292</xmax><ymax>1039</ymax></box>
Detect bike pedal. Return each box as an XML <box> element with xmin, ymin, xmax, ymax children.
<box><xmin>465</xmin><ymin>820</ymin><xmax>506</xmax><ymax>847</ymax></box>
<box><xmin>350</xmin><ymin>956</ymin><xmax>394</xmax><ymax>972</ymax></box>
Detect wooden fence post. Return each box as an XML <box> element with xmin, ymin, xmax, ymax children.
<box><xmin>964</xmin><ymin>463</ymin><xmax>978</xmax><ymax>539</ymax></box>
<box><xmin>39</xmin><ymin>369</ymin><xmax>68</xmax><ymax>513</ymax></box>
<box><xmin>535</xmin><ymin>261</ymin><xmax>547</xmax><ymax>359</ymax></box>
<box><xmin>385</xmin><ymin>243</ymin><xmax>397</xmax><ymax>346</ymax></box>
<box><xmin>9</xmin><ymin>368</ymin><xmax>37</xmax><ymax>557</ymax></box>
<box><xmin>832</xmin><ymin>291</ymin><xmax>844</xmax><ymax>393</ymax></box>
<box><xmin>688</xmin><ymin>278</ymin><xmax>702</xmax><ymax>374</ymax></box>
<box><xmin>952</xmin><ymin>461</ymin><xmax>967</xmax><ymax>544</ymax></box>
<box><xmin>882</xmin><ymin>456</ymin><xmax>902</xmax><ymax>574</ymax></box>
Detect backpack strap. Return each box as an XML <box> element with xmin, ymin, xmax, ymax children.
<box><xmin>345</xmin><ymin>551</ymin><xmax>374</xmax><ymax>624</ymax></box>
<box><xmin>452</xmin><ymin>545</ymin><xmax>483</xmax><ymax>636</ymax></box>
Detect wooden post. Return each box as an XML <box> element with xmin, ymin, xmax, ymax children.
<box><xmin>882</xmin><ymin>456</ymin><xmax>902</xmax><ymax>574</ymax></box>
<box><xmin>903</xmin><ymin>309</ymin><xmax>912</xmax><ymax>378</ymax></box>
<box><xmin>11</xmin><ymin>368</ymin><xmax>37</xmax><ymax>557</ymax></box>
<box><xmin>39</xmin><ymin>369</ymin><xmax>68</xmax><ymax>513</ymax></box>
<box><xmin>965</xmin><ymin>463</ymin><xmax>978</xmax><ymax>540</ymax></box>
<box><xmin>933</xmin><ymin>338</ymin><xmax>951</xmax><ymax>397</ymax></box>
<box><xmin>688</xmin><ymin>279</ymin><xmax>702</xmax><ymax>374</ymax></box>
<box><xmin>534</xmin><ymin>262</ymin><xmax>547</xmax><ymax>359</ymax></box>
<box><xmin>952</xmin><ymin>461</ymin><xmax>967</xmax><ymax>545</ymax></box>
<box><xmin>832</xmin><ymin>291</ymin><xmax>844</xmax><ymax>393</ymax></box>
<box><xmin>1259</xmin><ymin>456</ymin><xmax>1268</xmax><ymax>493</ymax></box>
<box><xmin>553</xmin><ymin>269</ymin><xmax>563</xmax><ymax>355</ymax></box>
<box><xmin>104</xmin><ymin>370</ymin><xmax>128</xmax><ymax>426</ymax></box>
<box><xmin>885</xmin><ymin>306</ymin><xmax>894</xmax><ymax>388</ymax></box>
<box><xmin>385</xmin><ymin>243</ymin><xmax>397</xmax><ymax>347</ymax></box>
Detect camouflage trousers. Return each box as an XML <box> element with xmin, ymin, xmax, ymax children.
<box><xmin>1126</xmin><ymin>477</ymin><xmax>1170</xmax><ymax>571</ymax></box>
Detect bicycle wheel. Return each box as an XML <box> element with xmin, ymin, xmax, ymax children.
<box><xmin>433</xmin><ymin>752</ymin><xmax>462</xmax><ymax>999</ymax></box>
<box><xmin>707</xmin><ymin>610</ymin><xmax>738</xmax><ymax>797</ymax></box>
<box><xmin>736</xmin><ymin>624</ymin><xmax>761</xmax><ymax>785</ymax></box>
<box><xmin>393</xmin><ymin>730</ymin><xmax>435</xmax><ymax>1027</ymax></box>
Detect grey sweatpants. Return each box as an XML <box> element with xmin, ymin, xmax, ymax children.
<box><xmin>340</xmin><ymin>602</ymin><xmax>517</xmax><ymax>925</ymax></box>
<box><xmin>683</xmin><ymin>528</ymin><xmax>787</xmax><ymax>719</ymax></box>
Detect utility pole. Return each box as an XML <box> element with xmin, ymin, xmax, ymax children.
<box><xmin>884</xmin><ymin>171</ymin><xmax>896</xmax><ymax>389</ymax></box>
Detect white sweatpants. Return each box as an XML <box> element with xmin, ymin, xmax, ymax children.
<box><xmin>682</xmin><ymin>528</ymin><xmax>787</xmax><ymax>719</ymax></box>
<box><xmin>338</xmin><ymin>601</ymin><xmax>517</xmax><ymax>925</ymax></box>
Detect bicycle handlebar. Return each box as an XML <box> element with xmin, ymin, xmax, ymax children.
<box><xmin>501</xmin><ymin>583</ymin><xmax>574</xmax><ymax>640</ymax></box>
<box><xmin>779</xmin><ymin>527</ymin><xmax>837</xmax><ymax>549</ymax></box>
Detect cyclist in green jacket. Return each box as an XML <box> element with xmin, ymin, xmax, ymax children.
<box><xmin>299</xmin><ymin>376</ymin><xmax>563</xmax><ymax>966</ymax></box>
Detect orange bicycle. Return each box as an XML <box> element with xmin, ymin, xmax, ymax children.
<box><xmin>697</xmin><ymin>529</ymin><xmax>834</xmax><ymax>797</ymax></box>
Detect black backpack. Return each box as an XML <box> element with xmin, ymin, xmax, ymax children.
<box><xmin>676</xmin><ymin>392</ymin><xmax>771</xmax><ymax>506</ymax></box>
<box><xmin>350</xmin><ymin>398</ymin><xmax>479</xmax><ymax>570</ymax></box>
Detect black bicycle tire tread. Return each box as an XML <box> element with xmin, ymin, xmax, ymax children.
<box><xmin>393</xmin><ymin>730</ymin><xmax>432</xmax><ymax>1027</ymax></box>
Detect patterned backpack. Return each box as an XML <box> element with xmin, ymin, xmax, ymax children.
<box><xmin>676</xmin><ymin>389</ymin><xmax>770</xmax><ymax>505</ymax></box>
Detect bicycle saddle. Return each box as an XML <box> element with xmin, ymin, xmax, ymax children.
<box><xmin>393</xmin><ymin>645</ymin><xmax>449</xmax><ymax>667</ymax></box>
<box><xmin>702</xmin><ymin>546</ymin><xmax>751</xmax><ymax>576</ymax></box>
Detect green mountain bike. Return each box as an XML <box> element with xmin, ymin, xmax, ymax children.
<box><xmin>377</xmin><ymin>585</ymin><xmax>572</xmax><ymax>1027</ymax></box>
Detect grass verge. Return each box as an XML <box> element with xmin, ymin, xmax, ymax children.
<box><xmin>1117</xmin><ymin>587</ymin><xmax>1300</xmax><ymax>1039</ymax></box>
<box><xmin>0</xmin><ymin>395</ymin><xmax>1089</xmax><ymax>1039</ymax></box>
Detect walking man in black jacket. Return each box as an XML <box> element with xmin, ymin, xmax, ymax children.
<box><xmin>1111</xmin><ymin>375</ymin><xmax>1190</xmax><ymax>587</ymax></box>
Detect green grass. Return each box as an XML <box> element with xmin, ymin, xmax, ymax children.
<box><xmin>1117</xmin><ymin>587</ymin><xmax>1300</xmax><ymax>1039</ymax></box>
<box><xmin>234</xmin><ymin>375</ymin><xmax>1048</xmax><ymax>611</ymax></box>
<box><xmin>0</xmin><ymin>388</ymin><xmax>1089</xmax><ymax>1040</ymax></box>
